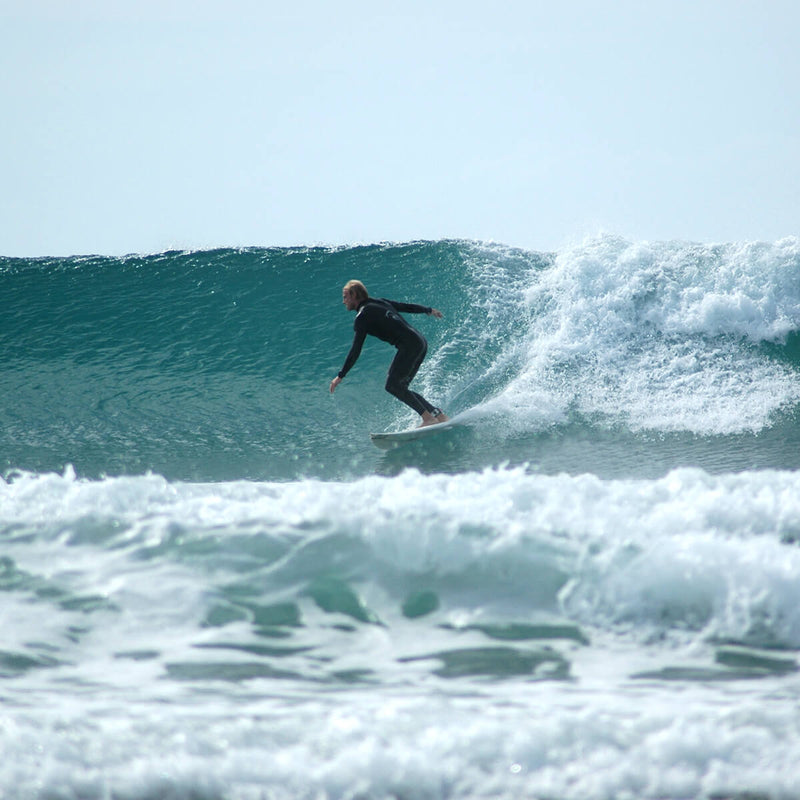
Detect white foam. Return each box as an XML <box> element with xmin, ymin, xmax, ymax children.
<box><xmin>4</xmin><ymin>465</ymin><xmax>800</xmax><ymax>645</ymax></box>
<box><xmin>4</xmin><ymin>466</ymin><xmax>800</xmax><ymax>797</ymax></box>
<box><xmin>3</xmin><ymin>688</ymin><xmax>800</xmax><ymax>799</ymax></box>
<box><xmin>473</xmin><ymin>235</ymin><xmax>800</xmax><ymax>433</ymax></box>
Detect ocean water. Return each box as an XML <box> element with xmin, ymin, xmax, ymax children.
<box><xmin>2</xmin><ymin>235</ymin><xmax>800</xmax><ymax>799</ymax></box>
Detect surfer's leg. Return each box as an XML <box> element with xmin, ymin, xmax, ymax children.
<box><xmin>385</xmin><ymin>351</ymin><xmax>429</xmax><ymax>415</ymax></box>
<box><xmin>385</xmin><ymin>337</ymin><xmax>441</xmax><ymax>421</ymax></box>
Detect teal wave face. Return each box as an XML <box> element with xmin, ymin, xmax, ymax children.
<box><xmin>1</xmin><ymin>237</ymin><xmax>799</xmax><ymax>481</ymax></box>
<box><xmin>0</xmin><ymin>242</ymin><xmax>510</xmax><ymax>479</ymax></box>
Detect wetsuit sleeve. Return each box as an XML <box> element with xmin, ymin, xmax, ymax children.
<box><xmin>385</xmin><ymin>299</ymin><xmax>433</xmax><ymax>315</ymax></box>
<box><xmin>338</xmin><ymin>327</ymin><xmax>367</xmax><ymax>379</ymax></box>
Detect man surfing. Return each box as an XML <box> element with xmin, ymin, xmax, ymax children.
<box><xmin>329</xmin><ymin>280</ymin><xmax>449</xmax><ymax>427</ymax></box>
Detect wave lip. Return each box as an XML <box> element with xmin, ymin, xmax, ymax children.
<box><xmin>478</xmin><ymin>235</ymin><xmax>800</xmax><ymax>435</ymax></box>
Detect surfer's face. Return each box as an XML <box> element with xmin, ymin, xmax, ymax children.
<box><xmin>342</xmin><ymin>289</ymin><xmax>359</xmax><ymax>311</ymax></box>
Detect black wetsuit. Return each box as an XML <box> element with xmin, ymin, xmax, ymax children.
<box><xmin>337</xmin><ymin>298</ymin><xmax>441</xmax><ymax>416</ymax></box>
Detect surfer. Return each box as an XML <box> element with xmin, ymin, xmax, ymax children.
<box><xmin>329</xmin><ymin>280</ymin><xmax>449</xmax><ymax>427</ymax></box>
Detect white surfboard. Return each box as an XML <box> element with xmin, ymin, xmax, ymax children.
<box><xmin>369</xmin><ymin>415</ymin><xmax>462</xmax><ymax>450</ymax></box>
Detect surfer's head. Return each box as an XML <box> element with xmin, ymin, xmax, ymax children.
<box><xmin>342</xmin><ymin>280</ymin><xmax>368</xmax><ymax>310</ymax></box>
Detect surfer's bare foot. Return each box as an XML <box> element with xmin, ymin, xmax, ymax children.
<box><xmin>419</xmin><ymin>410</ymin><xmax>448</xmax><ymax>427</ymax></box>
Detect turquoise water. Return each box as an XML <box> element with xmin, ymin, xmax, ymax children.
<box><xmin>3</xmin><ymin>238</ymin><xmax>799</xmax><ymax>481</ymax></box>
<box><xmin>2</xmin><ymin>236</ymin><xmax>800</xmax><ymax>799</ymax></box>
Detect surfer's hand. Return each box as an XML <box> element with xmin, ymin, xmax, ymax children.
<box><xmin>329</xmin><ymin>376</ymin><xmax>342</xmax><ymax>393</ymax></box>
<box><xmin>430</xmin><ymin>308</ymin><xmax>443</xmax><ymax>318</ymax></box>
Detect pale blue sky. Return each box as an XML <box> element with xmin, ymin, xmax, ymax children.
<box><xmin>2</xmin><ymin>0</ymin><xmax>798</xmax><ymax>256</ymax></box>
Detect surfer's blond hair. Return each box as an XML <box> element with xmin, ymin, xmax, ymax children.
<box><xmin>343</xmin><ymin>280</ymin><xmax>368</xmax><ymax>302</ymax></box>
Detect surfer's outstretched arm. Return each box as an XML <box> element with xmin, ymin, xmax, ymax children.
<box><xmin>330</xmin><ymin>328</ymin><xmax>367</xmax><ymax>393</ymax></box>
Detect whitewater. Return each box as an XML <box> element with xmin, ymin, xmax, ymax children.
<box><xmin>2</xmin><ymin>235</ymin><xmax>800</xmax><ymax>799</ymax></box>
